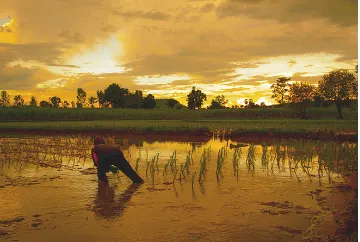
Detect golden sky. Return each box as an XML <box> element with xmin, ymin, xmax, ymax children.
<box><xmin>0</xmin><ymin>0</ymin><xmax>358</xmax><ymax>106</ymax></box>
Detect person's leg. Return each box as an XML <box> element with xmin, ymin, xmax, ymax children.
<box><xmin>97</xmin><ymin>163</ymin><xmax>109</xmax><ymax>182</ymax></box>
<box><xmin>111</xmin><ymin>153</ymin><xmax>144</xmax><ymax>183</ymax></box>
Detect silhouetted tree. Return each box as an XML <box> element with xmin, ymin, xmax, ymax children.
<box><xmin>88</xmin><ymin>96</ymin><xmax>98</xmax><ymax>108</ymax></box>
<box><xmin>126</xmin><ymin>90</ymin><xmax>143</xmax><ymax>109</ymax></box>
<box><xmin>39</xmin><ymin>100</ymin><xmax>52</xmax><ymax>107</ymax></box>
<box><xmin>76</xmin><ymin>88</ymin><xmax>87</xmax><ymax>108</ymax></box>
<box><xmin>50</xmin><ymin>96</ymin><xmax>61</xmax><ymax>108</ymax></box>
<box><xmin>167</xmin><ymin>99</ymin><xmax>180</xmax><ymax>108</ymax></box>
<box><xmin>104</xmin><ymin>83</ymin><xmax>129</xmax><ymax>108</ymax></box>
<box><xmin>271</xmin><ymin>77</ymin><xmax>291</xmax><ymax>104</ymax></box>
<box><xmin>209</xmin><ymin>95</ymin><xmax>227</xmax><ymax>109</ymax></box>
<box><xmin>13</xmin><ymin>95</ymin><xmax>24</xmax><ymax>107</ymax></box>
<box><xmin>318</xmin><ymin>69</ymin><xmax>357</xmax><ymax>119</ymax></box>
<box><xmin>30</xmin><ymin>96</ymin><xmax>37</xmax><ymax>107</ymax></box>
<box><xmin>288</xmin><ymin>82</ymin><xmax>316</xmax><ymax>119</ymax></box>
<box><xmin>187</xmin><ymin>86</ymin><xmax>207</xmax><ymax>110</ymax></box>
<box><xmin>260</xmin><ymin>102</ymin><xmax>266</xmax><ymax>108</ymax></box>
<box><xmin>71</xmin><ymin>101</ymin><xmax>75</xmax><ymax>108</ymax></box>
<box><xmin>247</xmin><ymin>99</ymin><xmax>256</xmax><ymax>108</ymax></box>
<box><xmin>142</xmin><ymin>94</ymin><xmax>156</xmax><ymax>109</ymax></box>
<box><xmin>63</xmin><ymin>100</ymin><xmax>69</xmax><ymax>108</ymax></box>
<box><xmin>0</xmin><ymin>91</ymin><xmax>10</xmax><ymax>107</ymax></box>
<box><xmin>97</xmin><ymin>90</ymin><xmax>107</xmax><ymax>108</ymax></box>
<box><xmin>313</xmin><ymin>94</ymin><xmax>323</xmax><ymax>108</ymax></box>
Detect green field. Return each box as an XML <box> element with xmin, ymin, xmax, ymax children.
<box><xmin>0</xmin><ymin>106</ymin><xmax>357</xmax><ymax>121</ymax></box>
<box><xmin>0</xmin><ymin>119</ymin><xmax>357</xmax><ymax>140</ymax></box>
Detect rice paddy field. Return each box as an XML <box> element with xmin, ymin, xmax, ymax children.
<box><xmin>0</xmin><ymin>135</ymin><xmax>357</xmax><ymax>241</ymax></box>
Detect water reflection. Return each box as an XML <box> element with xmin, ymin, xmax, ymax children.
<box><xmin>93</xmin><ymin>182</ymin><xmax>142</xmax><ymax>220</ymax></box>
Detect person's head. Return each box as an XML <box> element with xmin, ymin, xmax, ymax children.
<box><xmin>94</xmin><ymin>137</ymin><xmax>106</xmax><ymax>146</ymax></box>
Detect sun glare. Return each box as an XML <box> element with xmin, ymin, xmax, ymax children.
<box><xmin>69</xmin><ymin>35</ymin><xmax>127</xmax><ymax>75</ymax></box>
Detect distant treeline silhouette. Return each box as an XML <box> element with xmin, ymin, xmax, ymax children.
<box><xmin>0</xmin><ymin>68</ymin><xmax>357</xmax><ymax>119</ymax></box>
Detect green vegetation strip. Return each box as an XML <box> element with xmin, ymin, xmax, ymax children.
<box><xmin>0</xmin><ymin>119</ymin><xmax>357</xmax><ymax>140</ymax></box>
<box><xmin>0</xmin><ymin>106</ymin><xmax>357</xmax><ymax>121</ymax></box>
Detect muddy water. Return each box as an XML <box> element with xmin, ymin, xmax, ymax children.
<box><xmin>0</xmin><ymin>135</ymin><xmax>357</xmax><ymax>242</ymax></box>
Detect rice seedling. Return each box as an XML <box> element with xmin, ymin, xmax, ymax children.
<box><xmin>246</xmin><ymin>144</ymin><xmax>256</xmax><ymax>174</ymax></box>
<box><xmin>260</xmin><ymin>143</ymin><xmax>269</xmax><ymax>171</ymax></box>
<box><xmin>182</xmin><ymin>151</ymin><xmax>192</xmax><ymax>177</ymax></box>
<box><xmin>135</xmin><ymin>157</ymin><xmax>140</xmax><ymax>172</ymax></box>
<box><xmin>216</xmin><ymin>146</ymin><xmax>226</xmax><ymax>181</ymax></box>
<box><xmin>191</xmin><ymin>171</ymin><xmax>196</xmax><ymax>189</ymax></box>
<box><xmin>232</xmin><ymin>147</ymin><xmax>241</xmax><ymax>180</ymax></box>
<box><xmin>198</xmin><ymin>149</ymin><xmax>209</xmax><ymax>182</ymax></box>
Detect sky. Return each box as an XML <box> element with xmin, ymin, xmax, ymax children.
<box><xmin>0</xmin><ymin>0</ymin><xmax>358</xmax><ymax>107</ymax></box>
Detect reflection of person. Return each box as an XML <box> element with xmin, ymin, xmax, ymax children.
<box><xmin>91</xmin><ymin>138</ymin><xmax>144</xmax><ymax>183</ymax></box>
<box><xmin>94</xmin><ymin>182</ymin><xmax>142</xmax><ymax>219</ymax></box>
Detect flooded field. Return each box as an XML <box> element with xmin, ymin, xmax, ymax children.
<box><xmin>0</xmin><ymin>135</ymin><xmax>357</xmax><ymax>242</ymax></box>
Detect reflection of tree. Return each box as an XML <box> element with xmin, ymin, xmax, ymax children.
<box><xmin>93</xmin><ymin>182</ymin><xmax>142</xmax><ymax>219</ymax></box>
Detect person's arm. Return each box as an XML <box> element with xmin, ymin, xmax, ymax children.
<box><xmin>92</xmin><ymin>151</ymin><xmax>99</xmax><ymax>167</ymax></box>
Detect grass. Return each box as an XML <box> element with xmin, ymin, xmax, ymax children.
<box><xmin>0</xmin><ymin>119</ymin><xmax>357</xmax><ymax>140</ymax></box>
<box><xmin>0</xmin><ymin>106</ymin><xmax>357</xmax><ymax>121</ymax></box>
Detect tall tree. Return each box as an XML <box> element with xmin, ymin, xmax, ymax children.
<box><xmin>186</xmin><ymin>86</ymin><xmax>207</xmax><ymax>110</ymax></box>
<box><xmin>50</xmin><ymin>96</ymin><xmax>61</xmax><ymax>108</ymax></box>
<box><xmin>142</xmin><ymin>94</ymin><xmax>156</xmax><ymax>109</ymax></box>
<box><xmin>39</xmin><ymin>100</ymin><xmax>52</xmax><ymax>107</ymax></box>
<box><xmin>0</xmin><ymin>91</ymin><xmax>10</xmax><ymax>107</ymax></box>
<box><xmin>126</xmin><ymin>90</ymin><xmax>143</xmax><ymax>109</ymax></box>
<box><xmin>63</xmin><ymin>100</ymin><xmax>69</xmax><ymax>108</ymax></box>
<box><xmin>318</xmin><ymin>69</ymin><xmax>357</xmax><ymax>119</ymax></box>
<box><xmin>88</xmin><ymin>96</ymin><xmax>98</xmax><ymax>108</ymax></box>
<box><xmin>104</xmin><ymin>83</ymin><xmax>129</xmax><ymax>108</ymax></box>
<box><xmin>209</xmin><ymin>95</ymin><xmax>227</xmax><ymax>109</ymax></box>
<box><xmin>288</xmin><ymin>82</ymin><xmax>316</xmax><ymax>119</ymax></box>
<box><xmin>14</xmin><ymin>95</ymin><xmax>24</xmax><ymax>107</ymax></box>
<box><xmin>97</xmin><ymin>90</ymin><xmax>106</xmax><ymax>108</ymax></box>
<box><xmin>76</xmin><ymin>88</ymin><xmax>87</xmax><ymax>108</ymax></box>
<box><xmin>30</xmin><ymin>96</ymin><xmax>37</xmax><ymax>107</ymax></box>
<box><xmin>271</xmin><ymin>77</ymin><xmax>291</xmax><ymax>104</ymax></box>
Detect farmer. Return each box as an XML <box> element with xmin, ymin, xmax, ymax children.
<box><xmin>91</xmin><ymin>137</ymin><xmax>144</xmax><ymax>183</ymax></box>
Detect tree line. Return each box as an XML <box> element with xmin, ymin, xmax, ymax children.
<box><xmin>184</xmin><ymin>69</ymin><xmax>357</xmax><ymax>119</ymax></box>
<box><xmin>0</xmin><ymin>83</ymin><xmax>157</xmax><ymax>109</ymax></box>
<box><xmin>0</xmin><ymin>69</ymin><xmax>357</xmax><ymax>119</ymax></box>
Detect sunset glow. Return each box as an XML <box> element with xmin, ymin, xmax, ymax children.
<box><xmin>0</xmin><ymin>1</ymin><xmax>357</xmax><ymax>106</ymax></box>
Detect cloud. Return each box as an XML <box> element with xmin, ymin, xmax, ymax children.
<box><xmin>216</xmin><ymin>0</ymin><xmax>358</xmax><ymax>26</ymax></box>
<box><xmin>199</xmin><ymin>3</ymin><xmax>215</xmax><ymax>12</ymax></box>
<box><xmin>0</xmin><ymin>64</ymin><xmax>63</xmax><ymax>90</ymax></box>
<box><xmin>58</xmin><ymin>30</ymin><xmax>85</xmax><ymax>43</ymax></box>
<box><xmin>0</xmin><ymin>42</ymin><xmax>67</xmax><ymax>65</ymax></box>
<box><xmin>113</xmin><ymin>9</ymin><xmax>171</xmax><ymax>21</ymax></box>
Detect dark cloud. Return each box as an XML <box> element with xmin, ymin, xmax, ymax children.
<box><xmin>46</xmin><ymin>64</ymin><xmax>80</xmax><ymax>68</ymax></box>
<box><xmin>122</xmin><ymin>53</ymin><xmax>237</xmax><ymax>76</ymax></box>
<box><xmin>217</xmin><ymin>0</ymin><xmax>358</xmax><ymax>26</ymax></box>
<box><xmin>0</xmin><ymin>42</ymin><xmax>67</xmax><ymax>65</ymax></box>
<box><xmin>113</xmin><ymin>9</ymin><xmax>171</xmax><ymax>21</ymax></box>
<box><xmin>199</xmin><ymin>3</ymin><xmax>215</xmax><ymax>12</ymax></box>
<box><xmin>170</xmin><ymin>79</ymin><xmax>194</xmax><ymax>85</ymax></box>
<box><xmin>58</xmin><ymin>30</ymin><xmax>85</xmax><ymax>43</ymax></box>
<box><xmin>0</xmin><ymin>64</ymin><xmax>62</xmax><ymax>90</ymax></box>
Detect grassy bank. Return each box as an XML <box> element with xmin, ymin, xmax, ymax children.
<box><xmin>0</xmin><ymin>106</ymin><xmax>357</xmax><ymax>121</ymax></box>
<box><xmin>0</xmin><ymin>119</ymin><xmax>357</xmax><ymax>140</ymax></box>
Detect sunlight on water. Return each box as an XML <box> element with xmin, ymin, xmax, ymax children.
<box><xmin>0</xmin><ymin>135</ymin><xmax>357</xmax><ymax>241</ymax></box>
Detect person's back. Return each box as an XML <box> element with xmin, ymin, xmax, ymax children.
<box><xmin>91</xmin><ymin>138</ymin><xmax>144</xmax><ymax>183</ymax></box>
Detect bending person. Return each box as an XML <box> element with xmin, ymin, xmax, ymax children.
<box><xmin>91</xmin><ymin>137</ymin><xmax>144</xmax><ymax>183</ymax></box>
